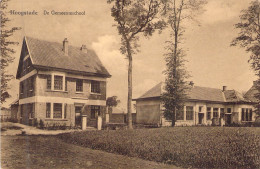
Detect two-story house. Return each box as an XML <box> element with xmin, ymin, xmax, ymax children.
<box><xmin>133</xmin><ymin>82</ymin><xmax>257</xmax><ymax>126</ymax></box>
<box><xmin>16</xmin><ymin>36</ymin><xmax>111</xmax><ymax>128</ymax></box>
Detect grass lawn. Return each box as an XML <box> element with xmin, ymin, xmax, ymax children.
<box><xmin>1</xmin><ymin>135</ymin><xmax>178</xmax><ymax>169</ymax></box>
<box><xmin>58</xmin><ymin>127</ymin><xmax>260</xmax><ymax>169</ymax></box>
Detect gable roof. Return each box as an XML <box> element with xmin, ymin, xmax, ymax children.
<box><xmin>16</xmin><ymin>37</ymin><xmax>111</xmax><ymax>78</ymax></box>
<box><xmin>137</xmin><ymin>82</ymin><xmax>162</xmax><ymax>100</ymax></box>
<box><xmin>134</xmin><ymin>82</ymin><xmax>251</xmax><ymax>103</ymax></box>
<box><xmin>224</xmin><ymin>90</ymin><xmax>249</xmax><ymax>103</ymax></box>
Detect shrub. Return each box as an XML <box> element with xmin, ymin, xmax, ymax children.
<box><xmin>33</xmin><ymin>118</ymin><xmax>38</xmax><ymax>127</ymax></box>
<box><xmin>39</xmin><ymin>119</ymin><xmax>44</xmax><ymax>129</ymax></box>
<box><xmin>58</xmin><ymin>127</ymin><xmax>260</xmax><ymax>169</ymax></box>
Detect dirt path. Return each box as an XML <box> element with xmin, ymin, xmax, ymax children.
<box><xmin>1</xmin><ymin>136</ymin><xmax>181</xmax><ymax>169</ymax></box>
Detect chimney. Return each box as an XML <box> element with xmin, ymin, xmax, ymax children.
<box><xmin>223</xmin><ymin>86</ymin><xmax>227</xmax><ymax>91</ymax></box>
<box><xmin>80</xmin><ymin>45</ymin><xmax>87</xmax><ymax>53</ymax></box>
<box><xmin>189</xmin><ymin>81</ymin><xmax>194</xmax><ymax>88</ymax></box>
<box><xmin>63</xmin><ymin>38</ymin><xmax>68</xmax><ymax>55</ymax></box>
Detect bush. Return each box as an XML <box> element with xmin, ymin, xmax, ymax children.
<box><xmin>58</xmin><ymin>127</ymin><xmax>260</xmax><ymax>169</ymax></box>
<box><xmin>46</xmin><ymin>123</ymin><xmax>67</xmax><ymax>130</ymax></box>
<box><xmin>39</xmin><ymin>119</ymin><xmax>44</xmax><ymax>129</ymax></box>
<box><xmin>254</xmin><ymin>116</ymin><xmax>260</xmax><ymax>127</ymax></box>
<box><xmin>33</xmin><ymin>118</ymin><xmax>38</xmax><ymax>127</ymax></box>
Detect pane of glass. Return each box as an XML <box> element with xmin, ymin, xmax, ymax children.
<box><xmin>46</xmin><ymin>103</ymin><xmax>51</xmax><ymax>118</ymax></box>
<box><xmin>54</xmin><ymin>76</ymin><xmax>63</xmax><ymax>90</ymax></box>
<box><xmin>53</xmin><ymin>103</ymin><xmax>62</xmax><ymax>118</ymax></box>
<box><xmin>76</xmin><ymin>79</ymin><xmax>83</xmax><ymax>92</ymax></box>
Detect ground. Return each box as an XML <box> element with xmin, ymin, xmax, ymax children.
<box><xmin>1</xmin><ymin>135</ymin><xmax>180</xmax><ymax>169</ymax></box>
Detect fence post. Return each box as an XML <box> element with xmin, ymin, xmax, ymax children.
<box><xmin>97</xmin><ymin>116</ymin><xmax>102</xmax><ymax>130</ymax></box>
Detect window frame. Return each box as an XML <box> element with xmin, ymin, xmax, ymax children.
<box><xmin>227</xmin><ymin>108</ymin><xmax>232</xmax><ymax>114</ymax></box>
<box><xmin>76</xmin><ymin>79</ymin><xmax>83</xmax><ymax>92</ymax></box>
<box><xmin>213</xmin><ymin>108</ymin><xmax>219</xmax><ymax>118</ymax></box>
<box><xmin>46</xmin><ymin>103</ymin><xmax>51</xmax><ymax>118</ymax></box>
<box><xmin>207</xmin><ymin>107</ymin><xmax>211</xmax><ymax>120</ymax></box>
<box><xmin>53</xmin><ymin>103</ymin><xmax>62</xmax><ymax>119</ymax></box>
<box><xmin>91</xmin><ymin>81</ymin><xmax>101</xmax><ymax>94</ymax></box>
<box><xmin>186</xmin><ymin>106</ymin><xmax>194</xmax><ymax>120</ymax></box>
<box><xmin>241</xmin><ymin>108</ymin><xmax>253</xmax><ymax>122</ymax></box>
<box><xmin>54</xmin><ymin>75</ymin><xmax>63</xmax><ymax>90</ymax></box>
<box><xmin>176</xmin><ymin>108</ymin><xmax>184</xmax><ymax>120</ymax></box>
<box><xmin>47</xmin><ymin>75</ymin><xmax>52</xmax><ymax>90</ymax></box>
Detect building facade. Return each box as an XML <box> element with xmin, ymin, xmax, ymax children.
<box><xmin>134</xmin><ymin>82</ymin><xmax>257</xmax><ymax>126</ymax></box>
<box><xmin>16</xmin><ymin>37</ymin><xmax>111</xmax><ymax>128</ymax></box>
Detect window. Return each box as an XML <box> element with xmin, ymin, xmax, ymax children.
<box><xmin>54</xmin><ymin>75</ymin><xmax>63</xmax><ymax>90</ymax></box>
<box><xmin>64</xmin><ymin>104</ymin><xmax>67</xmax><ymax>119</ymax></box>
<box><xmin>199</xmin><ymin>106</ymin><xmax>203</xmax><ymax>112</ymax></box>
<box><xmin>76</xmin><ymin>79</ymin><xmax>83</xmax><ymax>92</ymax></box>
<box><xmin>220</xmin><ymin>108</ymin><xmax>225</xmax><ymax>118</ymax></box>
<box><xmin>242</xmin><ymin>108</ymin><xmax>252</xmax><ymax>121</ymax></box>
<box><xmin>213</xmin><ymin>108</ymin><xmax>219</xmax><ymax>118</ymax></box>
<box><xmin>91</xmin><ymin>106</ymin><xmax>100</xmax><ymax>119</ymax></box>
<box><xmin>47</xmin><ymin>75</ymin><xmax>51</xmax><ymax>89</ymax></box>
<box><xmin>186</xmin><ymin>106</ymin><xmax>194</xmax><ymax>120</ymax></box>
<box><xmin>91</xmin><ymin>81</ymin><xmax>100</xmax><ymax>93</ymax></box>
<box><xmin>207</xmin><ymin>107</ymin><xmax>211</xmax><ymax>120</ymax></box>
<box><xmin>176</xmin><ymin>108</ymin><xmax>184</xmax><ymax>120</ymax></box>
<box><xmin>65</xmin><ymin>78</ymin><xmax>68</xmax><ymax>91</ymax></box>
<box><xmin>227</xmin><ymin>108</ymin><xmax>232</xmax><ymax>113</ymax></box>
<box><xmin>46</xmin><ymin>103</ymin><xmax>51</xmax><ymax>118</ymax></box>
<box><xmin>53</xmin><ymin>103</ymin><xmax>62</xmax><ymax>118</ymax></box>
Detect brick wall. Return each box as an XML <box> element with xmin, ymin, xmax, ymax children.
<box><xmin>37</xmin><ymin>74</ymin><xmax>106</xmax><ymax>100</ymax></box>
<box><xmin>35</xmin><ymin>102</ymin><xmax>75</xmax><ymax>127</ymax></box>
<box><xmin>20</xmin><ymin>75</ymin><xmax>36</xmax><ymax>99</ymax></box>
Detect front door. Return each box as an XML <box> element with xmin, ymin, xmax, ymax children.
<box><xmin>75</xmin><ymin>106</ymin><xmax>82</xmax><ymax>127</ymax></box>
<box><xmin>225</xmin><ymin>114</ymin><xmax>232</xmax><ymax>125</ymax></box>
<box><xmin>198</xmin><ymin>113</ymin><xmax>204</xmax><ymax>124</ymax></box>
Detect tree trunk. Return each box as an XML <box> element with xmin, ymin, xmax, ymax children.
<box><xmin>172</xmin><ymin>106</ymin><xmax>176</xmax><ymax>126</ymax></box>
<box><xmin>127</xmin><ymin>43</ymin><xmax>133</xmax><ymax>129</ymax></box>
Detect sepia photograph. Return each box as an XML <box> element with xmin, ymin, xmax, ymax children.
<box><xmin>1</xmin><ymin>0</ymin><xmax>260</xmax><ymax>168</ymax></box>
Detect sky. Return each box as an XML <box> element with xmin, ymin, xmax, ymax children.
<box><xmin>2</xmin><ymin>0</ymin><xmax>257</xmax><ymax>109</ymax></box>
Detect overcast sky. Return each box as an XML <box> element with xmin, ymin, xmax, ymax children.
<box><xmin>3</xmin><ymin>0</ymin><xmax>257</xmax><ymax>109</ymax></box>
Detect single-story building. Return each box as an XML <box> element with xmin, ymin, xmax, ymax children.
<box><xmin>133</xmin><ymin>82</ymin><xmax>258</xmax><ymax>126</ymax></box>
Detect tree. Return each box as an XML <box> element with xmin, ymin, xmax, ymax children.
<box><xmin>231</xmin><ymin>0</ymin><xmax>260</xmax><ymax>116</ymax></box>
<box><xmin>107</xmin><ymin>0</ymin><xmax>166</xmax><ymax>129</ymax></box>
<box><xmin>1</xmin><ymin>0</ymin><xmax>20</xmax><ymax>103</ymax></box>
<box><xmin>106</xmin><ymin>96</ymin><xmax>121</xmax><ymax>107</ymax></box>
<box><xmin>162</xmin><ymin>0</ymin><xmax>206</xmax><ymax>126</ymax></box>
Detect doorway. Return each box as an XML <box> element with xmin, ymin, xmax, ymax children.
<box><xmin>225</xmin><ymin>114</ymin><xmax>232</xmax><ymax>125</ymax></box>
<box><xmin>75</xmin><ymin>106</ymin><xmax>82</xmax><ymax>127</ymax></box>
<box><xmin>198</xmin><ymin>113</ymin><xmax>204</xmax><ymax>124</ymax></box>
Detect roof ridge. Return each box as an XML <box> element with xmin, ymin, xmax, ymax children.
<box><xmin>25</xmin><ymin>36</ymin><xmax>92</xmax><ymax>50</ymax></box>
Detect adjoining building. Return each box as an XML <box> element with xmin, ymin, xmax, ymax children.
<box><xmin>133</xmin><ymin>82</ymin><xmax>258</xmax><ymax>126</ymax></box>
<box><xmin>15</xmin><ymin>36</ymin><xmax>111</xmax><ymax>128</ymax></box>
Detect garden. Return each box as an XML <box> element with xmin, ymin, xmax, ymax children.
<box><xmin>58</xmin><ymin>127</ymin><xmax>260</xmax><ymax>169</ymax></box>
